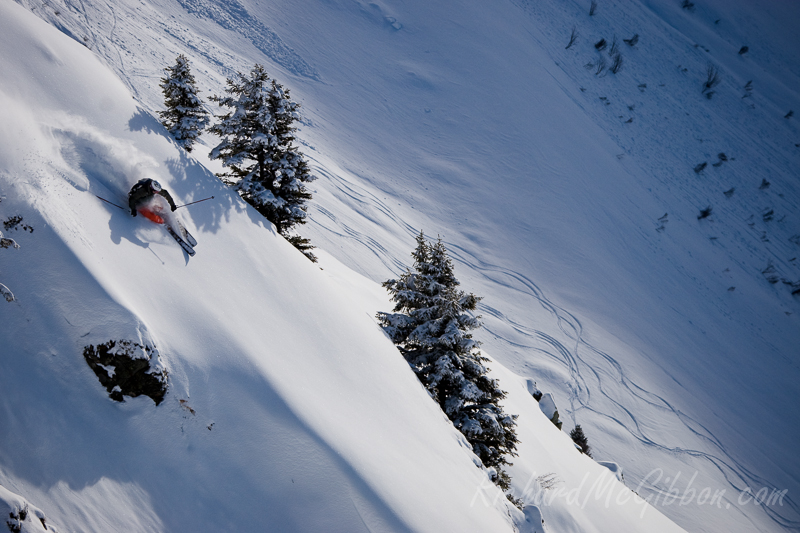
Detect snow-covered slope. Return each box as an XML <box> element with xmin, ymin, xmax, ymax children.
<box><xmin>4</xmin><ymin>0</ymin><xmax>799</xmax><ymax>531</ymax></box>
<box><xmin>0</xmin><ymin>4</ymin><xmax>521</xmax><ymax>531</ymax></box>
<box><xmin>0</xmin><ymin>2</ymin><xmax>687</xmax><ymax>532</ymax></box>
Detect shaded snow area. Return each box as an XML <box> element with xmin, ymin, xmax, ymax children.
<box><xmin>0</xmin><ymin>484</ymin><xmax>55</xmax><ymax>533</ymax></box>
<box><xmin>2</xmin><ymin>0</ymin><xmax>798</xmax><ymax>531</ymax></box>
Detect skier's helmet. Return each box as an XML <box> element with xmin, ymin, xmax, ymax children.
<box><xmin>149</xmin><ymin>180</ymin><xmax>162</xmax><ymax>193</ymax></box>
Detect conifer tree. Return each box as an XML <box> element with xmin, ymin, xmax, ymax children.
<box><xmin>209</xmin><ymin>65</ymin><xmax>316</xmax><ymax>261</ymax></box>
<box><xmin>570</xmin><ymin>424</ymin><xmax>592</xmax><ymax>457</ymax></box>
<box><xmin>158</xmin><ymin>54</ymin><xmax>209</xmax><ymax>153</ymax></box>
<box><xmin>262</xmin><ymin>78</ymin><xmax>316</xmax><ymax>259</ymax></box>
<box><xmin>378</xmin><ymin>232</ymin><xmax>519</xmax><ymax>490</ymax></box>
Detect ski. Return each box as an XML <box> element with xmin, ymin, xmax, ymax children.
<box><xmin>166</xmin><ymin>226</ymin><xmax>196</xmax><ymax>256</ymax></box>
<box><xmin>181</xmin><ymin>225</ymin><xmax>198</xmax><ymax>247</ymax></box>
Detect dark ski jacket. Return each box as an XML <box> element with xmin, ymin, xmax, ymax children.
<box><xmin>128</xmin><ymin>179</ymin><xmax>177</xmax><ymax>216</ymax></box>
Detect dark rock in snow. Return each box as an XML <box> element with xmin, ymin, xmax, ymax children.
<box><xmin>83</xmin><ymin>340</ymin><xmax>168</xmax><ymax>405</ymax></box>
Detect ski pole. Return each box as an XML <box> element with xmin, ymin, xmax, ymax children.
<box><xmin>95</xmin><ymin>195</ymin><xmax>125</xmax><ymax>210</ymax></box>
<box><xmin>175</xmin><ymin>196</ymin><xmax>215</xmax><ymax>209</ymax></box>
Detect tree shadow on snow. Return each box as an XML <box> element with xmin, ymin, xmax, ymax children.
<box><xmin>127</xmin><ymin>107</ymin><xmax>165</xmax><ymax>136</ymax></box>
<box><xmin>127</xmin><ymin>109</ymin><xmax>278</xmax><ymax>240</ymax></box>
<box><xmin>165</xmin><ymin>150</ymin><xmax>239</xmax><ymax>235</ymax></box>
<box><xmin>0</xmin><ymin>350</ymin><xmax>413</xmax><ymax>533</ymax></box>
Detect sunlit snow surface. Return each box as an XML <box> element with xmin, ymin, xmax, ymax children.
<box><xmin>4</xmin><ymin>0</ymin><xmax>800</xmax><ymax>531</ymax></box>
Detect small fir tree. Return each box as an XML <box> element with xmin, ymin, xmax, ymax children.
<box><xmin>209</xmin><ymin>65</ymin><xmax>316</xmax><ymax>261</ymax></box>
<box><xmin>570</xmin><ymin>424</ymin><xmax>592</xmax><ymax>457</ymax></box>
<box><xmin>158</xmin><ymin>54</ymin><xmax>209</xmax><ymax>152</ymax></box>
<box><xmin>377</xmin><ymin>232</ymin><xmax>519</xmax><ymax>490</ymax></box>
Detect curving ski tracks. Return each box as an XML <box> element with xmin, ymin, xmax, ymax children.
<box><xmin>307</xmin><ymin>162</ymin><xmax>799</xmax><ymax>531</ymax></box>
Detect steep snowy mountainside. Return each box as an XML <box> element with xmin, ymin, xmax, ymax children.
<box><xmin>0</xmin><ymin>3</ymin><xmax>529</xmax><ymax>531</ymax></box>
<box><xmin>8</xmin><ymin>0</ymin><xmax>800</xmax><ymax>531</ymax></box>
<box><xmin>0</xmin><ymin>4</ymin><xmax>690</xmax><ymax>531</ymax></box>
<box><xmin>271</xmin><ymin>2</ymin><xmax>799</xmax><ymax>530</ymax></box>
<box><xmin>318</xmin><ymin>249</ymin><xmax>687</xmax><ymax>533</ymax></box>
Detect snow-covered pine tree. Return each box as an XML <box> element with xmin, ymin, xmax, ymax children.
<box><xmin>570</xmin><ymin>424</ymin><xmax>592</xmax><ymax>457</ymax></box>
<box><xmin>262</xmin><ymin>78</ymin><xmax>316</xmax><ymax>260</ymax></box>
<box><xmin>377</xmin><ymin>232</ymin><xmax>519</xmax><ymax>491</ymax></box>
<box><xmin>209</xmin><ymin>65</ymin><xmax>316</xmax><ymax>261</ymax></box>
<box><xmin>158</xmin><ymin>54</ymin><xmax>209</xmax><ymax>153</ymax></box>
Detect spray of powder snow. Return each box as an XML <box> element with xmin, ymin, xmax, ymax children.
<box><xmin>45</xmin><ymin>113</ymin><xmax>191</xmax><ymax>236</ymax></box>
<box><xmin>43</xmin><ymin>113</ymin><xmax>192</xmax><ymax>243</ymax></box>
<box><xmin>46</xmin><ymin>112</ymin><xmax>162</xmax><ymax>198</ymax></box>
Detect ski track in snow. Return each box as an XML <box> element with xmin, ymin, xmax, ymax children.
<box><xmin>448</xmin><ymin>246</ymin><xmax>800</xmax><ymax>526</ymax></box>
<box><xmin>174</xmin><ymin>0</ymin><xmax>319</xmax><ymax>80</ymax></box>
<box><xmin>309</xmin><ymin>165</ymin><xmax>418</xmax><ymax>275</ymax></box>
<box><xmin>498</xmin><ymin>3</ymin><xmax>800</xmax><ymax>527</ymax></box>
<box><xmin>308</xmin><ymin>157</ymin><xmax>799</xmax><ymax>531</ymax></box>
<box><xmin>15</xmin><ymin>0</ymin><xmax>318</xmax><ymax>112</ymax></box>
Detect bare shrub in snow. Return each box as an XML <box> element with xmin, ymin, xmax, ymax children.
<box><xmin>595</xmin><ymin>56</ymin><xmax>607</xmax><ymax>76</ymax></box>
<box><xmin>0</xmin><ymin>236</ymin><xmax>18</xmax><ymax>249</ymax></box>
<box><xmin>608</xmin><ymin>36</ymin><xmax>619</xmax><ymax>57</ymax></box>
<box><xmin>623</xmin><ymin>34</ymin><xmax>639</xmax><ymax>46</ymax></box>
<box><xmin>656</xmin><ymin>213</ymin><xmax>668</xmax><ymax>232</ymax></box>
<box><xmin>0</xmin><ymin>285</ymin><xmax>13</xmax><ymax>302</ymax></box>
<box><xmin>761</xmin><ymin>262</ymin><xmax>780</xmax><ymax>284</ymax></box>
<box><xmin>1</xmin><ymin>485</ymin><xmax>52</xmax><ymax>532</ymax></box>
<box><xmin>0</xmin><ymin>228</ymin><xmax>19</xmax><ymax>302</ymax></box>
<box><xmin>712</xmin><ymin>152</ymin><xmax>727</xmax><ymax>167</ymax></box>
<box><xmin>609</xmin><ymin>53</ymin><xmax>623</xmax><ymax>74</ymax></box>
<box><xmin>742</xmin><ymin>80</ymin><xmax>753</xmax><ymax>99</ymax></box>
<box><xmin>536</xmin><ymin>473</ymin><xmax>561</xmax><ymax>491</ymax></box>
<box><xmin>702</xmin><ymin>64</ymin><xmax>721</xmax><ymax>98</ymax></box>
<box><xmin>6</xmin><ymin>510</ymin><xmax>22</xmax><ymax>533</ymax></box>
<box><xmin>566</xmin><ymin>27</ymin><xmax>578</xmax><ymax>49</ymax></box>
<box><xmin>3</xmin><ymin>216</ymin><xmax>32</xmax><ymax>233</ymax></box>
<box><xmin>697</xmin><ymin>206</ymin><xmax>712</xmax><ymax>220</ymax></box>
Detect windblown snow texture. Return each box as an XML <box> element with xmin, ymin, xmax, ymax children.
<box><xmin>175</xmin><ymin>0</ymin><xmax>319</xmax><ymax>80</ymax></box>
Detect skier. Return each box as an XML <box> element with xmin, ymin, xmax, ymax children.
<box><xmin>128</xmin><ymin>178</ymin><xmax>177</xmax><ymax>217</ymax></box>
<box><xmin>127</xmin><ymin>178</ymin><xmax>197</xmax><ymax>256</ymax></box>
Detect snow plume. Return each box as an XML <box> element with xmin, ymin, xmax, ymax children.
<box><xmin>0</xmin><ymin>92</ymin><xmax>50</xmax><ymax>177</ymax></box>
<box><xmin>47</xmin><ymin>112</ymin><xmax>160</xmax><ymax>197</ymax></box>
